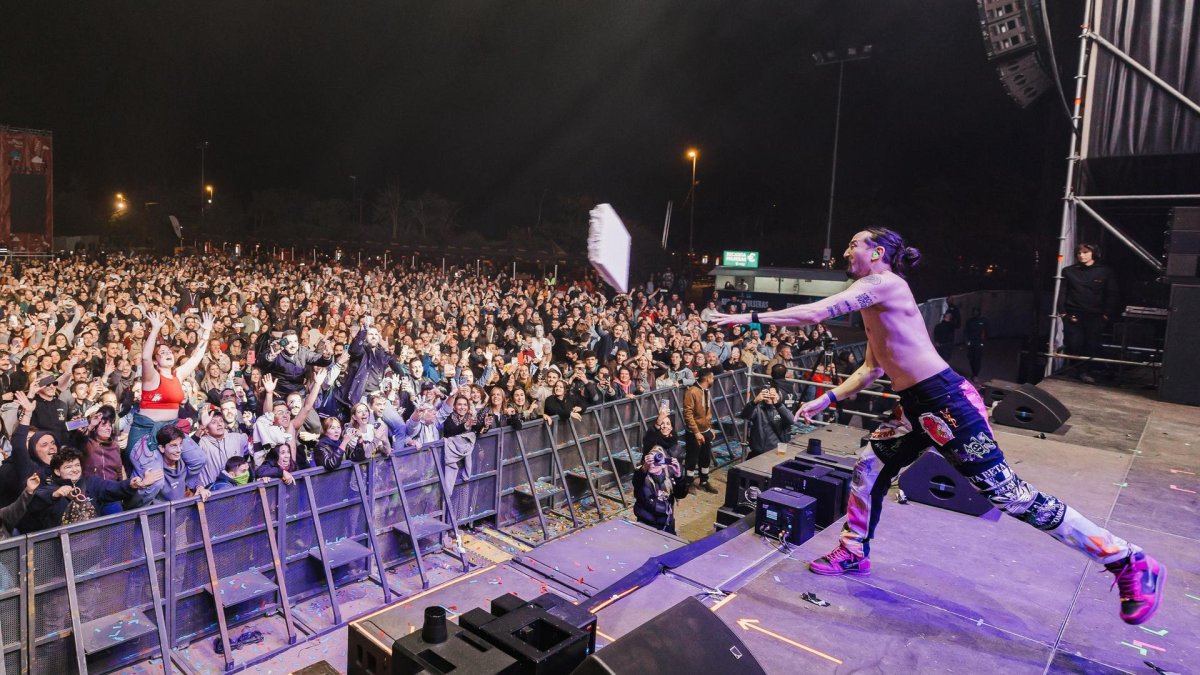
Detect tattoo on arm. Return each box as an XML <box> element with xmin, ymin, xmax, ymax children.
<box><xmin>855</xmin><ymin>293</ymin><xmax>874</xmax><ymax>309</ymax></box>
<box><xmin>863</xmin><ymin>274</ymin><xmax>883</xmax><ymax>285</ymax></box>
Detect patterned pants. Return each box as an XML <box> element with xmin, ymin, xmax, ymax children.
<box><xmin>840</xmin><ymin>369</ymin><xmax>1134</xmax><ymax>565</ymax></box>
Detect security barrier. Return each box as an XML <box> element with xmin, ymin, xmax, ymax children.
<box><xmin>0</xmin><ymin>372</ymin><xmax>752</xmax><ymax>673</ymax></box>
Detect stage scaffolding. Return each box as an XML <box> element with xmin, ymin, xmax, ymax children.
<box><xmin>1045</xmin><ymin>0</ymin><xmax>1200</xmax><ymax>377</ymax></box>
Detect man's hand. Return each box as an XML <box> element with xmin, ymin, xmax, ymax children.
<box><xmin>797</xmin><ymin>393</ymin><xmax>832</xmax><ymax>423</ymax></box>
<box><xmin>707</xmin><ymin>312</ymin><xmax>745</xmax><ymax>327</ymax></box>
<box><xmin>200</xmin><ymin>312</ymin><xmax>215</xmax><ymax>333</ymax></box>
<box><xmin>24</xmin><ymin>473</ymin><xmax>41</xmax><ymax>495</ymax></box>
<box><xmin>147</xmin><ymin>311</ymin><xmax>165</xmax><ymax>331</ymax></box>
<box><xmin>195</xmin><ymin>486</ymin><xmax>212</xmax><ymax>502</ymax></box>
<box><xmin>262</xmin><ymin>374</ymin><xmax>276</xmax><ymax>394</ymax></box>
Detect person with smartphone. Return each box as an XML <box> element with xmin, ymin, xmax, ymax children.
<box><xmin>632</xmin><ymin>445</ymin><xmax>683</xmax><ymax>534</ymax></box>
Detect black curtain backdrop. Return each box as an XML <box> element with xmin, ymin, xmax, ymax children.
<box><xmin>1085</xmin><ymin>0</ymin><xmax>1200</xmax><ymax>160</ymax></box>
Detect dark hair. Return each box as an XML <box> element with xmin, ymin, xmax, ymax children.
<box><xmin>88</xmin><ymin>405</ymin><xmax>118</xmax><ymax>438</ymax></box>
<box><xmin>696</xmin><ymin>367</ymin><xmax>714</xmax><ymax>380</ymax></box>
<box><xmin>224</xmin><ymin>456</ymin><xmax>248</xmax><ymax>472</ymax></box>
<box><xmin>1076</xmin><ymin>242</ymin><xmax>1101</xmax><ymax>261</ymax></box>
<box><xmin>51</xmin><ymin>447</ymin><xmax>84</xmax><ymax>471</ymax></box>
<box><xmin>155</xmin><ymin>424</ymin><xmax>186</xmax><ymax>447</ymax></box>
<box><xmin>770</xmin><ymin>363</ymin><xmax>789</xmax><ymax>380</ymax></box>
<box><xmin>864</xmin><ymin>228</ymin><xmax>921</xmax><ymax>278</ymax></box>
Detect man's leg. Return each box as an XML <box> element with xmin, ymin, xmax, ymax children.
<box><xmin>697</xmin><ymin>433</ymin><xmax>717</xmax><ymax>493</ymax></box>
<box><xmin>811</xmin><ymin>431</ymin><xmax>926</xmax><ymax>576</ymax></box>
<box><xmin>937</xmin><ymin>378</ymin><xmax>1165</xmax><ymax>625</ymax></box>
<box><xmin>967</xmin><ymin>344</ymin><xmax>983</xmax><ymax>379</ymax></box>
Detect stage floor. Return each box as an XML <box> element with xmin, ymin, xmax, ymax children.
<box><xmin>128</xmin><ymin>378</ymin><xmax>1197</xmax><ymax>674</ymax></box>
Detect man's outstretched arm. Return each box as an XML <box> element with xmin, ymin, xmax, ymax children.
<box><xmin>710</xmin><ymin>275</ymin><xmax>886</xmax><ymax>327</ymax></box>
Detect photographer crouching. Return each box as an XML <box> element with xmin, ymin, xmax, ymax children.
<box><xmin>632</xmin><ymin>445</ymin><xmax>685</xmax><ymax>534</ymax></box>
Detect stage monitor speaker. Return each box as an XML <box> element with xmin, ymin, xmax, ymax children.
<box><xmin>723</xmin><ymin>464</ymin><xmax>771</xmax><ymax>510</ymax></box>
<box><xmin>979</xmin><ymin>379</ymin><xmax>1020</xmax><ymax>407</ymax></box>
<box><xmin>570</xmin><ymin>597</ymin><xmax>765</xmax><ymax>675</ymax></box>
<box><xmin>898</xmin><ymin>451</ymin><xmax>997</xmax><ymax>518</ymax></box>
<box><xmin>1160</xmin><ymin>283</ymin><xmax>1200</xmax><ymax>406</ymax></box>
<box><xmin>991</xmin><ymin>383</ymin><xmax>1070</xmax><ymax>432</ymax></box>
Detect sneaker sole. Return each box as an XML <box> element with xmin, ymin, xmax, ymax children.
<box><xmin>1124</xmin><ymin>564</ymin><xmax>1166</xmax><ymax>626</ymax></box>
<box><xmin>808</xmin><ymin>564</ymin><xmax>870</xmax><ymax>577</ymax></box>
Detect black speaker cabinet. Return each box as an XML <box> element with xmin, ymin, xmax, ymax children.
<box><xmin>570</xmin><ymin>597</ymin><xmax>766</xmax><ymax>675</ymax></box>
<box><xmin>1161</xmin><ymin>283</ymin><xmax>1200</xmax><ymax>406</ymax></box>
<box><xmin>991</xmin><ymin>383</ymin><xmax>1071</xmax><ymax>432</ymax></box>
<box><xmin>979</xmin><ymin>379</ymin><xmax>1020</xmax><ymax>407</ymax></box>
<box><xmin>723</xmin><ymin>464</ymin><xmax>772</xmax><ymax>510</ymax></box>
<box><xmin>898</xmin><ymin>451</ymin><xmax>997</xmax><ymax>517</ymax></box>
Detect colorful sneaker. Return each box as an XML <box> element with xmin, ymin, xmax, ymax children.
<box><xmin>1105</xmin><ymin>551</ymin><xmax>1166</xmax><ymax>625</ymax></box>
<box><xmin>809</xmin><ymin>545</ymin><xmax>871</xmax><ymax>576</ymax></box>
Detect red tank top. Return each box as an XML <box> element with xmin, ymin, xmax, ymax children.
<box><xmin>142</xmin><ymin>373</ymin><xmax>184</xmax><ymax>410</ymax></box>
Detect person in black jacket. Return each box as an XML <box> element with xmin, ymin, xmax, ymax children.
<box><xmin>26</xmin><ymin>448</ymin><xmax>158</xmax><ymax>531</ymax></box>
<box><xmin>1058</xmin><ymin>243</ymin><xmax>1120</xmax><ymax>382</ymax></box>
<box><xmin>314</xmin><ymin>417</ymin><xmax>361</xmax><ymax>471</ymax></box>
<box><xmin>738</xmin><ymin>385</ymin><xmax>796</xmax><ymax>458</ymax></box>
<box><xmin>542</xmin><ymin>380</ymin><xmax>586</xmax><ymax>423</ymax></box>
<box><xmin>641</xmin><ymin>414</ymin><xmax>681</xmax><ymax>462</ymax></box>
<box><xmin>632</xmin><ymin>445</ymin><xmax>683</xmax><ymax>534</ymax></box>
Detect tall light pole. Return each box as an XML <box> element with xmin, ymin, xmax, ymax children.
<box><xmin>813</xmin><ymin>45</ymin><xmax>872</xmax><ymax>267</ymax></box>
<box><xmin>686</xmin><ymin>148</ymin><xmax>698</xmax><ymax>254</ymax></box>
<box><xmin>198</xmin><ymin>141</ymin><xmax>209</xmax><ymax>220</ymax></box>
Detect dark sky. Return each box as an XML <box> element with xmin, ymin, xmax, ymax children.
<box><xmin>1</xmin><ymin>0</ymin><xmax>1077</xmax><ymax>267</ymax></box>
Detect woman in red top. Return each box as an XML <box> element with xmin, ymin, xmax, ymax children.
<box><xmin>125</xmin><ymin>311</ymin><xmax>213</xmax><ymax>460</ymax></box>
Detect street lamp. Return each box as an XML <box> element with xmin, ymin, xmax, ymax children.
<box><xmin>205</xmin><ymin>185</ymin><xmax>214</xmax><ymax>204</ymax></box>
<box><xmin>115</xmin><ymin>193</ymin><xmax>127</xmax><ymax>212</ymax></box>
<box><xmin>813</xmin><ymin>44</ymin><xmax>872</xmax><ymax>267</ymax></box>
<box><xmin>685</xmin><ymin>148</ymin><xmax>698</xmax><ymax>254</ymax></box>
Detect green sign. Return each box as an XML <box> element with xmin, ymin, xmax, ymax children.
<box><xmin>723</xmin><ymin>250</ymin><xmax>760</xmax><ymax>268</ymax></box>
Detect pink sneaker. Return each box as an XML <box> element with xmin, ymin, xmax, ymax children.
<box><xmin>809</xmin><ymin>545</ymin><xmax>871</xmax><ymax>576</ymax></box>
<box><xmin>1105</xmin><ymin>551</ymin><xmax>1166</xmax><ymax>625</ymax></box>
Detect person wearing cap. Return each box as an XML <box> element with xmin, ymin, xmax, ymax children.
<box><xmin>30</xmin><ymin>371</ymin><xmax>70</xmax><ymax>442</ymax></box>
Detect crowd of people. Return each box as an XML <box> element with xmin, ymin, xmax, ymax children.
<box><xmin>0</xmin><ymin>251</ymin><xmax>849</xmax><ymax>535</ymax></box>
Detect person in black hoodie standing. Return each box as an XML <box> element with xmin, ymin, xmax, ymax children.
<box><xmin>1058</xmin><ymin>243</ymin><xmax>1120</xmax><ymax>382</ymax></box>
<box><xmin>738</xmin><ymin>385</ymin><xmax>796</xmax><ymax>458</ymax></box>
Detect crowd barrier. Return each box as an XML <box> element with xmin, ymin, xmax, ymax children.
<box><xmin>0</xmin><ymin>370</ymin><xmax>752</xmax><ymax>674</ymax></box>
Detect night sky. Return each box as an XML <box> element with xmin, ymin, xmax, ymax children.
<box><xmin>2</xmin><ymin>0</ymin><xmax>1086</xmax><ymax>284</ymax></box>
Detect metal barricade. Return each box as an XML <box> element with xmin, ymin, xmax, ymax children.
<box><xmin>0</xmin><ymin>373</ymin><xmax>758</xmax><ymax>673</ymax></box>
<box><xmin>0</xmin><ymin>536</ymin><xmax>23</xmax><ymax>675</ymax></box>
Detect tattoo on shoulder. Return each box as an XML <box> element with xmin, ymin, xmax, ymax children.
<box><xmin>863</xmin><ymin>275</ymin><xmax>883</xmax><ymax>286</ymax></box>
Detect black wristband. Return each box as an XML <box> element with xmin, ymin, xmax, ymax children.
<box><xmin>750</xmin><ymin>311</ymin><xmax>760</xmax><ymax>324</ymax></box>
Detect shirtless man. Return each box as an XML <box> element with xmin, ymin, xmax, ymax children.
<box><xmin>712</xmin><ymin>228</ymin><xmax>1163</xmax><ymax>625</ymax></box>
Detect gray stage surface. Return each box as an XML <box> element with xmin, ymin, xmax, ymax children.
<box><xmin>226</xmin><ymin>379</ymin><xmax>1197</xmax><ymax>674</ymax></box>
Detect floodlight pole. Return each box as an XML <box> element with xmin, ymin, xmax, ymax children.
<box><xmin>814</xmin><ymin>47</ymin><xmax>871</xmax><ymax>267</ymax></box>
